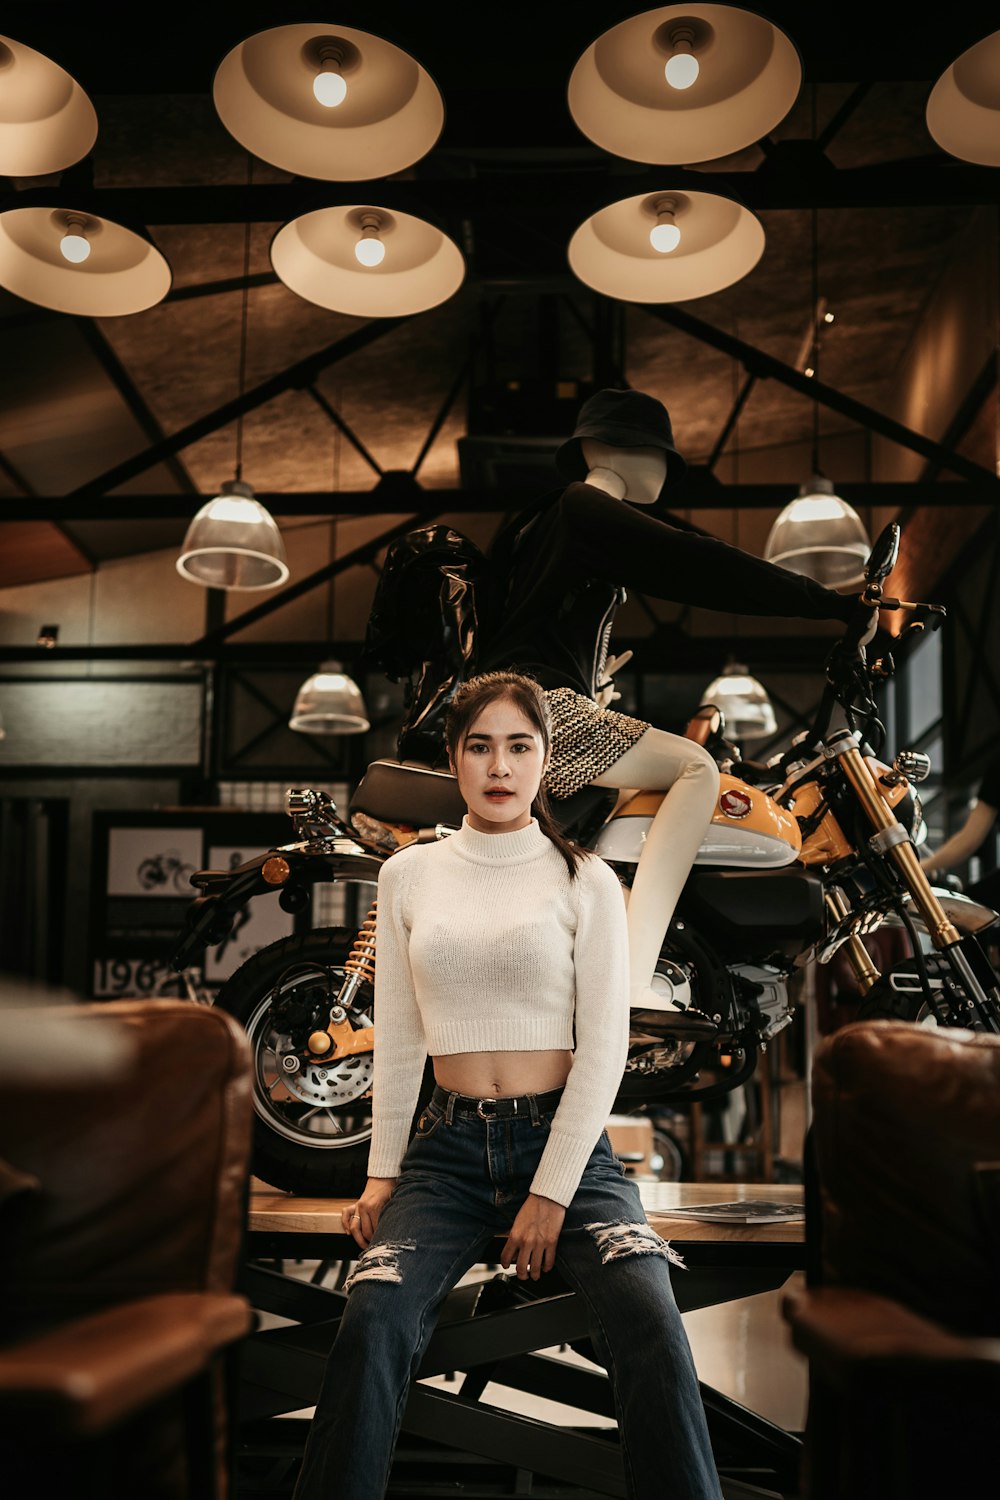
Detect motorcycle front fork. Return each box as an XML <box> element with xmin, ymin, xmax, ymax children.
<box><xmin>836</xmin><ymin>739</ymin><xmax>1000</xmax><ymax>1028</ymax></box>
<box><xmin>824</xmin><ymin>887</ymin><xmax>881</xmax><ymax>994</ymax></box>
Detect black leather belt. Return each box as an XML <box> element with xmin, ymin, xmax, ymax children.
<box><xmin>430</xmin><ymin>1084</ymin><xmax>564</xmax><ymax>1119</ymax></box>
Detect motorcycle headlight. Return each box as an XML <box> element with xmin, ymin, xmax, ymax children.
<box><xmin>890</xmin><ymin>784</ymin><xmax>926</xmax><ymax>844</ymax></box>
<box><xmin>910</xmin><ymin>791</ymin><xmax>926</xmax><ymax>846</ymax></box>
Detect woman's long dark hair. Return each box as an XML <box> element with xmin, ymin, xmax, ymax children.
<box><xmin>444</xmin><ymin>671</ymin><xmax>590</xmax><ymax>878</ymax></box>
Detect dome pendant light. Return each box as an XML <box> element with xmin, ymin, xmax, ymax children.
<box><xmin>763</xmin><ymin>203</ymin><xmax>869</xmax><ymax>590</ymax></box>
<box><xmin>0</xmin><ymin>206</ymin><xmax>171</xmax><ymax>316</ymax></box>
<box><xmin>764</xmin><ymin>476</ymin><xmax>870</xmax><ymax>589</ymax></box>
<box><xmin>700</xmin><ymin>662</ymin><xmax>777</xmax><ymax>741</ymax></box>
<box><xmin>177</xmin><ymin>479</ymin><xmax>289</xmax><ymax>591</ymax></box>
<box><xmin>213</xmin><ymin>22</ymin><xmax>444</xmax><ymax>181</ymax></box>
<box><xmin>0</xmin><ymin>33</ymin><xmax>98</xmax><ymax>176</ymax></box>
<box><xmin>926</xmin><ymin>28</ymin><xmax>1000</xmax><ymax>165</ymax></box>
<box><xmin>271</xmin><ymin>202</ymin><xmax>464</xmax><ymax>317</ymax></box>
<box><xmin>176</xmin><ymin>184</ymin><xmax>287</xmax><ymax>592</ymax></box>
<box><xmin>290</xmin><ymin>474</ymin><xmax>368</xmax><ymax>734</ymax></box>
<box><xmin>567</xmin><ymin>5</ymin><xmax>802</xmax><ymax>165</ymax></box>
<box><xmin>290</xmin><ymin>660</ymin><xmax>370</xmax><ymax>735</ymax></box>
<box><xmin>569</xmin><ymin>188</ymin><xmax>764</xmax><ymax>303</ymax></box>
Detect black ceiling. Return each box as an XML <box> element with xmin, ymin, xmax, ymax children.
<box><xmin>1</xmin><ymin>1</ymin><xmax>998</xmax><ymax>597</ymax></box>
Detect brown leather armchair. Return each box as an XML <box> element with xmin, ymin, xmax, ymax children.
<box><xmin>783</xmin><ymin>1019</ymin><xmax>1000</xmax><ymax>1500</ymax></box>
<box><xmin>0</xmin><ymin>998</ymin><xmax>254</xmax><ymax>1498</ymax></box>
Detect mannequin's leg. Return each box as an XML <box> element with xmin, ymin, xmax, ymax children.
<box><xmin>594</xmin><ymin>730</ymin><xmax>719</xmax><ymax>1019</ymax></box>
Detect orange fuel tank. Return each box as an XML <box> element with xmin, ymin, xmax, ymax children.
<box><xmin>592</xmin><ymin>774</ymin><xmax>802</xmax><ymax>868</ymax></box>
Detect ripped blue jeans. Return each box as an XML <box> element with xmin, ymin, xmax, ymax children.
<box><xmin>293</xmin><ymin>1088</ymin><xmax>723</xmax><ymax>1500</ymax></box>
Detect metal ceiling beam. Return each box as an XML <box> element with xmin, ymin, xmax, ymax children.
<box><xmin>65</xmin><ymin>317</ymin><xmax>412</xmax><ymax>500</ymax></box>
<box><xmin>816</xmin><ymin>83</ymin><xmax>873</xmax><ymax>152</ymax></box>
<box><xmin>2</xmin><ymin>481</ymin><xmax>992</xmax><ymax>523</ymax></box>
<box><xmin>78</xmin><ymin>322</ymin><xmax>199</xmax><ymax>495</ymax></box>
<box><xmin>0</xmin><ymin>633</ymin><xmax>838</xmax><ymax>669</ymax></box>
<box><xmin>6</xmin><ymin>155</ymin><xmax>1000</xmax><ymax>229</ymax></box>
<box><xmin>642</xmin><ymin>303</ymin><xmax>1000</xmax><ymax>488</ymax></box>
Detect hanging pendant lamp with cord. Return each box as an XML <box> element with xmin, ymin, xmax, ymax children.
<box><xmin>701</xmin><ymin>351</ymin><xmax>777</xmax><ymax>743</ymax></box>
<box><xmin>290</xmin><ymin>661</ymin><xmax>370</xmax><ymax>734</ymax></box>
<box><xmin>700</xmin><ymin>662</ymin><xmax>777</xmax><ymax>741</ymax></box>
<box><xmin>290</xmin><ymin>459</ymin><xmax>369</xmax><ymax>736</ymax></box>
<box><xmin>763</xmin><ymin>198</ymin><xmax>869</xmax><ymax>589</ymax></box>
<box><xmin>177</xmin><ymin>168</ymin><xmax>288</xmax><ymax>592</ymax></box>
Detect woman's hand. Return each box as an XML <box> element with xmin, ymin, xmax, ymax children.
<box><xmin>343</xmin><ymin>1176</ymin><xmax>397</xmax><ymax>1250</ymax></box>
<box><xmin>501</xmin><ymin>1192</ymin><xmax>566</xmax><ymax>1280</ymax></box>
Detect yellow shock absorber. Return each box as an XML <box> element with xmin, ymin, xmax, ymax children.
<box><xmin>344</xmin><ymin>900</ymin><xmax>378</xmax><ymax>986</ymax></box>
<box><xmin>308</xmin><ymin>900</ymin><xmax>379</xmax><ymax>1060</ymax></box>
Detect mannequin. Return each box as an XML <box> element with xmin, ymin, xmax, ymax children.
<box><xmin>481</xmin><ymin>387</ymin><xmax>871</xmax><ymax>1038</ymax></box>
<box><xmin>582</xmin><ymin>438</ymin><xmax>721</xmax><ymax>1027</ymax></box>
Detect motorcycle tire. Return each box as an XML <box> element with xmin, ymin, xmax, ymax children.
<box><xmin>854</xmin><ymin>948</ymin><xmax>973</xmax><ymax>1027</ymax></box>
<box><xmin>213</xmin><ymin>927</ymin><xmax>433</xmax><ymax>1197</ymax></box>
<box><xmin>856</xmin><ymin>976</ymin><xmax>940</xmax><ymax>1026</ymax></box>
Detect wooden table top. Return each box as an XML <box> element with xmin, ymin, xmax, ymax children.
<box><xmin>248</xmin><ymin>1179</ymin><xmax>805</xmax><ymax>1246</ymax></box>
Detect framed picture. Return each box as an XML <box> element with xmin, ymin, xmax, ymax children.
<box><xmin>90</xmin><ymin>809</ymin><xmax>295</xmax><ymax>999</ymax></box>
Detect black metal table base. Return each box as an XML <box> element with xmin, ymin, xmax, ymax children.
<box><xmin>237</xmin><ymin>1254</ymin><xmax>802</xmax><ymax>1499</ymax></box>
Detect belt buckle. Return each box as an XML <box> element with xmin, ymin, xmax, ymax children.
<box><xmin>476</xmin><ymin>1097</ymin><xmax>517</xmax><ymax>1119</ymax></box>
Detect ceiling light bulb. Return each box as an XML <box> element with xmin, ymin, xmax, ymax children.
<box><xmin>664</xmin><ymin>32</ymin><xmax>699</xmax><ymax>90</ymax></box>
<box><xmin>60</xmin><ymin>229</ymin><xmax>91</xmax><ymax>263</ymax></box>
<box><xmin>355</xmin><ymin>218</ymin><xmax>385</xmax><ymax>267</ymax></box>
<box><xmin>313</xmin><ymin>67</ymin><xmax>347</xmax><ymax>107</ymax></box>
<box><xmin>650</xmin><ymin>200</ymin><xmax>681</xmax><ymax>254</ymax></box>
<box><xmin>650</xmin><ymin>219</ymin><xmax>680</xmax><ymax>253</ymax></box>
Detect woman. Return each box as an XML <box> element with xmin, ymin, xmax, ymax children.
<box><xmin>293</xmin><ymin>670</ymin><xmax>723</xmax><ymax>1500</ymax></box>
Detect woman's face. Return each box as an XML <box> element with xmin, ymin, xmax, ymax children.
<box><xmin>452</xmin><ymin>696</ymin><xmax>548</xmax><ymax>834</ymax></box>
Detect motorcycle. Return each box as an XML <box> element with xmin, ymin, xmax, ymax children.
<box><xmin>172</xmin><ymin>523</ymin><xmax>1000</xmax><ymax>1194</ymax></box>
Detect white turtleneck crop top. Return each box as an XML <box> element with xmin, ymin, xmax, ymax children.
<box><xmin>366</xmin><ymin>817</ymin><xmax>630</xmax><ymax>1206</ymax></box>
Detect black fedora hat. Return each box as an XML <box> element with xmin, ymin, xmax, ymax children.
<box><xmin>555</xmin><ymin>387</ymin><xmax>687</xmax><ymax>492</ymax></box>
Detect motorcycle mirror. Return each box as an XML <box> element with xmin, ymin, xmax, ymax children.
<box><xmin>865</xmin><ymin>522</ymin><xmax>900</xmax><ymax>585</ymax></box>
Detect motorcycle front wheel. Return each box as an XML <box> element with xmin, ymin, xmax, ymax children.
<box><xmin>214</xmin><ymin>927</ymin><xmax>431</xmax><ymax>1196</ymax></box>
<box><xmin>856</xmin><ymin>980</ymin><xmax>940</xmax><ymax>1026</ymax></box>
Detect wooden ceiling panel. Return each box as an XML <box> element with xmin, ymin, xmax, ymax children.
<box><xmin>0</xmin><ymin>521</ymin><xmax>93</xmax><ymax>589</ymax></box>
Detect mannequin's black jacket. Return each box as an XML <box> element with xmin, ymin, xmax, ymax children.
<box><xmin>479</xmin><ymin>482</ymin><xmax>860</xmax><ymax>696</ymax></box>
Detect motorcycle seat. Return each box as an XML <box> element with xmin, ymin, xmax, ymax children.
<box><xmin>350</xmin><ymin>758</ymin><xmax>617</xmax><ymax>841</ymax></box>
<box><xmin>351</xmin><ymin>759</ymin><xmax>467</xmax><ymax>828</ymax></box>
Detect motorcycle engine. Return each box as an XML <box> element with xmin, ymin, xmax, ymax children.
<box><xmin>731</xmin><ymin>964</ymin><xmax>794</xmax><ymax>1042</ymax></box>
<box><xmin>626</xmin><ymin>955</ymin><xmax>699</xmax><ymax>1071</ymax></box>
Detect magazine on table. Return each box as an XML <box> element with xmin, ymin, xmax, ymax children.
<box><xmin>663</xmin><ymin>1200</ymin><xmax>805</xmax><ymax>1225</ymax></box>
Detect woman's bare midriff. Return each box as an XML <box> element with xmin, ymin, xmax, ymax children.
<box><xmin>432</xmin><ymin>1049</ymin><xmax>573</xmax><ymax>1098</ymax></box>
